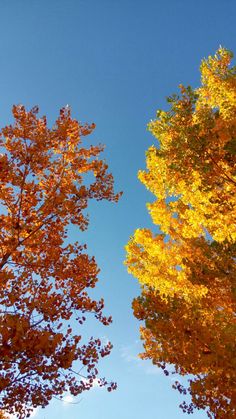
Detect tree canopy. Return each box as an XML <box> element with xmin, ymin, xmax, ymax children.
<box><xmin>0</xmin><ymin>106</ymin><xmax>120</xmax><ymax>418</ymax></box>
<box><xmin>126</xmin><ymin>48</ymin><xmax>236</xmax><ymax>418</ymax></box>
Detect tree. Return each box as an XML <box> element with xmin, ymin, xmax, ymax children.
<box><xmin>125</xmin><ymin>48</ymin><xmax>236</xmax><ymax>418</ymax></box>
<box><xmin>0</xmin><ymin>105</ymin><xmax>121</xmax><ymax>418</ymax></box>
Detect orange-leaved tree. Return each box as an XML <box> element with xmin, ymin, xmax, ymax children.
<box><xmin>125</xmin><ymin>48</ymin><xmax>236</xmax><ymax>418</ymax></box>
<box><xmin>0</xmin><ymin>105</ymin><xmax>121</xmax><ymax>418</ymax></box>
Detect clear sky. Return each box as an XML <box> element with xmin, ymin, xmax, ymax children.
<box><xmin>1</xmin><ymin>1</ymin><xmax>236</xmax><ymax>418</ymax></box>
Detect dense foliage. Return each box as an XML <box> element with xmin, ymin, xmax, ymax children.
<box><xmin>126</xmin><ymin>48</ymin><xmax>236</xmax><ymax>418</ymax></box>
<box><xmin>0</xmin><ymin>106</ymin><xmax>120</xmax><ymax>418</ymax></box>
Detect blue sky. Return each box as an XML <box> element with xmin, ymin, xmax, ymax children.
<box><xmin>1</xmin><ymin>1</ymin><xmax>236</xmax><ymax>418</ymax></box>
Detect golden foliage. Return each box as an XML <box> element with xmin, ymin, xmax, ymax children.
<box><xmin>125</xmin><ymin>48</ymin><xmax>236</xmax><ymax>418</ymax></box>
<box><xmin>0</xmin><ymin>106</ymin><xmax>120</xmax><ymax>418</ymax></box>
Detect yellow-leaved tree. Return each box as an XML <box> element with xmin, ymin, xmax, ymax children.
<box><xmin>125</xmin><ymin>48</ymin><xmax>236</xmax><ymax>418</ymax></box>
